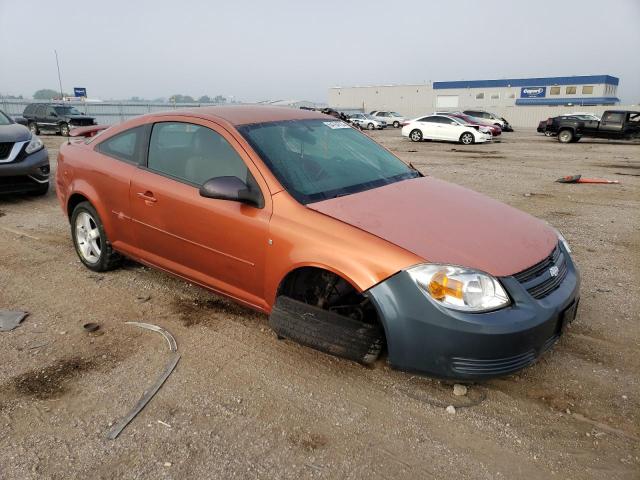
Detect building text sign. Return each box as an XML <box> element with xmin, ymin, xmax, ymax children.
<box><xmin>520</xmin><ymin>87</ymin><xmax>546</xmax><ymax>98</ymax></box>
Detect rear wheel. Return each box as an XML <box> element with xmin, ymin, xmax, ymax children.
<box><xmin>393</xmin><ymin>121</ymin><xmax>400</xmax><ymax>128</ymax></box>
<box><xmin>460</xmin><ymin>132</ymin><xmax>475</xmax><ymax>145</ymax></box>
<box><xmin>409</xmin><ymin>129</ymin><xmax>423</xmax><ymax>142</ymax></box>
<box><xmin>558</xmin><ymin>129</ymin><xmax>573</xmax><ymax>143</ymax></box>
<box><xmin>367</xmin><ymin>122</ymin><xmax>375</xmax><ymax>130</ymax></box>
<box><xmin>71</xmin><ymin>202</ymin><xmax>122</xmax><ymax>271</ymax></box>
<box><xmin>60</xmin><ymin>122</ymin><xmax>70</xmax><ymax>136</ymax></box>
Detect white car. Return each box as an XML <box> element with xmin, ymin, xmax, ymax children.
<box><xmin>370</xmin><ymin>111</ymin><xmax>405</xmax><ymax>128</ymax></box>
<box><xmin>564</xmin><ymin>112</ymin><xmax>601</xmax><ymax>121</ymax></box>
<box><xmin>401</xmin><ymin>115</ymin><xmax>492</xmax><ymax>145</ymax></box>
<box><xmin>348</xmin><ymin>113</ymin><xmax>386</xmax><ymax>130</ymax></box>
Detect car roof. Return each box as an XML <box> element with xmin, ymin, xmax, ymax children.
<box><xmin>148</xmin><ymin>105</ymin><xmax>329</xmax><ymax>127</ymax></box>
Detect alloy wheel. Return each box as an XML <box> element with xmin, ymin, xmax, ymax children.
<box><xmin>75</xmin><ymin>211</ymin><xmax>102</xmax><ymax>264</ymax></box>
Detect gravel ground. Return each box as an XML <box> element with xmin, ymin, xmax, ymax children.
<box><xmin>0</xmin><ymin>129</ymin><xmax>638</xmax><ymax>479</ymax></box>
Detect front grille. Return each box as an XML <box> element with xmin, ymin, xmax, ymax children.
<box><xmin>514</xmin><ymin>243</ymin><xmax>568</xmax><ymax>299</ymax></box>
<box><xmin>451</xmin><ymin>350</ymin><xmax>537</xmax><ymax>376</ymax></box>
<box><xmin>70</xmin><ymin>119</ymin><xmax>94</xmax><ymax>127</ymax></box>
<box><xmin>0</xmin><ymin>142</ymin><xmax>14</xmax><ymax>160</ymax></box>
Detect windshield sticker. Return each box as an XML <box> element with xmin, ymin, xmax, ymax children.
<box><xmin>323</xmin><ymin>121</ymin><xmax>350</xmax><ymax>129</ymax></box>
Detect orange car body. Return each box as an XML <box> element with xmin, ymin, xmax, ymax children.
<box><xmin>56</xmin><ymin>106</ymin><xmax>579</xmax><ymax>379</ymax></box>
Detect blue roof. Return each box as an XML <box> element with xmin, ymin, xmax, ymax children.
<box><xmin>434</xmin><ymin>75</ymin><xmax>619</xmax><ymax>89</ymax></box>
<box><xmin>515</xmin><ymin>97</ymin><xmax>620</xmax><ymax>106</ymax></box>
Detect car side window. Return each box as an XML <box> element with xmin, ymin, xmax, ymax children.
<box><xmin>46</xmin><ymin>107</ymin><xmax>56</xmax><ymax>117</ymax></box>
<box><xmin>147</xmin><ymin>122</ymin><xmax>249</xmax><ymax>187</ymax></box>
<box><xmin>431</xmin><ymin>116</ymin><xmax>449</xmax><ymax>124</ymax></box>
<box><xmin>602</xmin><ymin>112</ymin><xmax>624</xmax><ymax>123</ymax></box>
<box><xmin>417</xmin><ymin>116</ymin><xmax>434</xmax><ymax>122</ymax></box>
<box><xmin>97</xmin><ymin>126</ymin><xmax>144</xmax><ymax>164</ymax></box>
<box><xmin>35</xmin><ymin>105</ymin><xmax>46</xmax><ymax>116</ymax></box>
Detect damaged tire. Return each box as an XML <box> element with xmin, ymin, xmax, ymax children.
<box><xmin>270</xmin><ymin>268</ymin><xmax>384</xmax><ymax>365</ymax></box>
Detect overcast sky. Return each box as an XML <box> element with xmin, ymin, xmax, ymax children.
<box><xmin>1</xmin><ymin>0</ymin><xmax>639</xmax><ymax>103</ymax></box>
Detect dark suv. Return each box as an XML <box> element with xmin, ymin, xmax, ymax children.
<box><xmin>0</xmin><ymin>109</ymin><xmax>50</xmax><ymax>195</ymax></box>
<box><xmin>23</xmin><ymin>103</ymin><xmax>96</xmax><ymax>136</ymax></box>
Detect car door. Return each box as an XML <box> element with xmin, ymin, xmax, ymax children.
<box><xmin>35</xmin><ymin>105</ymin><xmax>48</xmax><ymax>130</ymax></box>
<box><xmin>44</xmin><ymin>106</ymin><xmax>59</xmax><ymax>131</ymax></box>
<box><xmin>415</xmin><ymin>116</ymin><xmax>437</xmax><ymax>139</ymax></box>
<box><xmin>129</xmin><ymin>118</ymin><xmax>272</xmax><ymax>309</ymax></box>
<box><xmin>599</xmin><ymin>111</ymin><xmax>624</xmax><ymax>137</ymax></box>
<box><xmin>429</xmin><ymin>116</ymin><xmax>454</xmax><ymax>140</ymax></box>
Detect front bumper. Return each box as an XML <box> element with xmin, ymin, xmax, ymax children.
<box><xmin>0</xmin><ymin>147</ymin><xmax>50</xmax><ymax>194</ymax></box>
<box><xmin>366</xmin><ymin>244</ymin><xmax>580</xmax><ymax>380</ymax></box>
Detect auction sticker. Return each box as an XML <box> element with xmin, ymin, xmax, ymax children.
<box><xmin>323</xmin><ymin>121</ymin><xmax>351</xmax><ymax>129</ymax></box>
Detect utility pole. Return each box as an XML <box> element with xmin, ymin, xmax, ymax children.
<box><xmin>54</xmin><ymin>50</ymin><xmax>64</xmax><ymax>100</ymax></box>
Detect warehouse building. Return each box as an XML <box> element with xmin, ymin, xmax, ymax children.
<box><xmin>328</xmin><ymin>75</ymin><xmax>621</xmax><ymax>126</ymax></box>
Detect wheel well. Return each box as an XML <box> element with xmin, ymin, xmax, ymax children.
<box><xmin>67</xmin><ymin>193</ymin><xmax>89</xmax><ymax>218</ymax></box>
<box><xmin>277</xmin><ymin>267</ymin><xmax>383</xmax><ymax>328</ymax></box>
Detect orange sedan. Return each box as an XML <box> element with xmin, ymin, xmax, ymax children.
<box><xmin>56</xmin><ymin>106</ymin><xmax>580</xmax><ymax>379</ymax></box>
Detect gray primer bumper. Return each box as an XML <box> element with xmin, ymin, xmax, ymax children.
<box><xmin>366</xmin><ymin>245</ymin><xmax>580</xmax><ymax>380</ymax></box>
<box><xmin>0</xmin><ymin>147</ymin><xmax>50</xmax><ymax>193</ymax></box>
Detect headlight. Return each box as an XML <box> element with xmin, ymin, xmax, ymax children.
<box><xmin>25</xmin><ymin>135</ymin><xmax>44</xmax><ymax>154</ymax></box>
<box><xmin>407</xmin><ymin>264</ymin><xmax>510</xmax><ymax>312</ymax></box>
<box><xmin>555</xmin><ymin>229</ymin><xmax>571</xmax><ymax>253</ymax></box>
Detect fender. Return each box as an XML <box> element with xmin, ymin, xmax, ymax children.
<box><xmin>65</xmin><ymin>179</ymin><xmax>116</xmax><ymax>236</ymax></box>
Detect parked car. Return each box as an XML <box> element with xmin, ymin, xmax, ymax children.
<box><xmin>23</xmin><ymin>103</ymin><xmax>96</xmax><ymax>136</ymax></box>
<box><xmin>549</xmin><ymin>110</ymin><xmax>640</xmax><ymax>143</ymax></box>
<box><xmin>401</xmin><ymin>115</ymin><xmax>492</xmax><ymax>144</ymax></box>
<box><xmin>0</xmin><ymin>109</ymin><xmax>50</xmax><ymax>195</ymax></box>
<box><xmin>444</xmin><ymin>112</ymin><xmax>501</xmax><ymax>136</ymax></box>
<box><xmin>10</xmin><ymin>115</ymin><xmax>28</xmax><ymax>126</ymax></box>
<box><xmin>348</xmin><ymin>113</ymin><xmax>386</xmax><ymax>130</ymax></box>
<box><xmin>539</xmin><ymin>114</ymin><xmax>592</xmax><ymax>137</ymax></box>
<box><xmin>370</xmin><ymin>111</ymin><xmax>405</xmax><ymax>128</ymax></box>
<box><xmin>463</xmin><ymin>110</ymin><xmax>513</xmax><ymax>131</ymax></box>
<box><xmin>56</xmin><ymin>106</ymin><xmax>580</xmax><ymax>380</ymax></box>
<box><xmin>564</xmin><ymin>112</ymin><xmax>601</xmax><ymax>121</ymax></box>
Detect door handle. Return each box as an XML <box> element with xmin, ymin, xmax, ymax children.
<box><xmin>137</xmin><ymin>191</ymin><xmax>157</xmax><ymax>203</ymax></box>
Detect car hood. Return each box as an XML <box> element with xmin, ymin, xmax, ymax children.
<box><xmin>307</xmin><ymin>177</ymin><xmax>557</xmax><ymax>277</ymax></box>
<box><xmin>0</xmin><ymin>123</ymin><xmax>31</xmax><ymax>142</ymax></box>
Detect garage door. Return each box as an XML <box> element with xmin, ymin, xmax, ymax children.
<box><xmin>436</xmin><ymin>95</ymin><xmax>459</xmax><ymax>109</ymax></box>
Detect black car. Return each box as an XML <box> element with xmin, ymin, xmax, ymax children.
<box><xmin>23</xmin><ymin>103</ymin><xmax>96</xmax><ymax>136</ymax></box>
<box><xmin>0</xmin><ymin>109</ymin><xmax>50</xmax><ymax>195</ymax></box>
<box><xmin>549</xmin><ymin>110</ymin><xmax>640</xmax><ymax>143</ymax></box>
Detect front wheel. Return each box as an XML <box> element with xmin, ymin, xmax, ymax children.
<box><xmin>28</xmin><ymin>122</ymin><xmax>40</xmax><ymax>135</ymax></box>
<box><xmin>393</xmin><ymin>121</ymin><xmax>400</xmax><ymax>128</ymax></box>
<box><xmin>459</xmin><ymin>132</ymin><xmax>475</xmax><ymax>145</ymax></box>
<box><xmin>367</xmin><ymin>123</ymin><xmax>375</xmax><ymax>130</ymax></box>
<box><xmin>71</xmin><ymin>202</ymin><xmax>122</xmax><ymax>271</ymax></box>
<box><xmin>60</xmin><ymin>122</ymin><xmax>70</xmax><ymax>136</ymax></box>
<box><xmin>558</xmin><ymin>129</ymin><xmax>574</xmax><ymax>143</ymax></box>
<box><xmin>409</xmin><ymin>129</ymin><xmax>423</xmax><ymax>142</ymax></box>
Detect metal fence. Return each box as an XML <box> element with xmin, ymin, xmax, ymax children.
<box><xmin>0</xmin><ymin>99</ymin><xmax>228</xmax><ymax>125</ymax></box>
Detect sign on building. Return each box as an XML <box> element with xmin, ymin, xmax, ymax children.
<box><xmin>520</xmin><ymin>87</ymin><xmax>546</xmax><ymax>98</ymax></box>
<box><xmin>74</xmin><ymin>87</ymin><xmax>87</xmax><ymax>98</ymax></box>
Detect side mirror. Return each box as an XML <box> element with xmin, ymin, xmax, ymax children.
<box><xmin>199</xmin><ymin>176</ymin><xmax>263</xmax><ymax>208</ymax></box>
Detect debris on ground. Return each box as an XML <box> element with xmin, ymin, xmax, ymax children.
<box><xmin>106</xmin><ymin>323</ymin><xmax>180</xmax><ymax>440</ymax></box>
<box><xmin>0</xmin><ymin>310</ymin><xmax>28</xmax><ymax>332</ymax></box>
<box><xmin>556</xmin><ymin>174</ymin><xmax>620</xmax><ymax>184</ymax></box>
<box><xmin>83</xmin><ymin>322</ymin><xmax>100</xmax><ymax>333</ymax></box>
<box><xmin>446</xmin><ymin>405</ymin><xmax>456</xmax><ymax>414</ymax></box>
<box><xmin>453</xmin><ymin>384</ymin><xmax>468</xmax><ymax>396</ymax></box>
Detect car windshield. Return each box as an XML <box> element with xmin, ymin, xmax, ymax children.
<box><xmin>54</xmin><ymin>106</ymin><xmax>83</xmax><ymax>115</ymax></box>
<box><xmin>0</xmin><ymin>110</ymin><xmax>12</xmax><ymax>125</ymax></box>
<box><xmin>239</xmin><ymin>119</ymin><xmax>419</xmax><ymax>204</ymax></box>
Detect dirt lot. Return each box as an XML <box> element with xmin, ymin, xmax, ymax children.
<box><xmin>1</xmin><ymin>129</ymin><xmax>638</xmax><ymax>479</ymax></box>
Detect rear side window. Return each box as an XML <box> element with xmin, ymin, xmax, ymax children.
<box><xmin>147</xmin><ymin>122</ymin><xmax>248</xmax><ymax>186</ymax></box>
<box><xmin>35</xmin><ymin>105</ymin><xmax>46</xmax><ymax>116</ymax></box>
<box><xmin>97</xmin><ymin>126</ymin><xmax>145</xmax><ymax>164</ymax></box>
